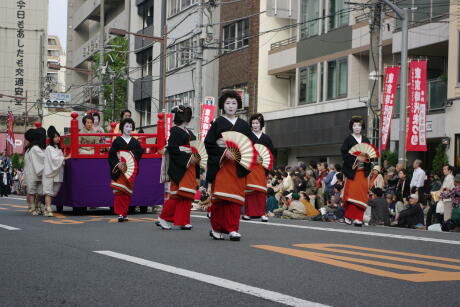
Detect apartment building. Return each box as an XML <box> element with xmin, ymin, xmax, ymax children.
<box><xmin>127</xmin><ymin>0</ymin><xmax>221</xmax><ymax>132</ymax></box>
<box><xmin>46</xmin><ymin>35</ymin><xmax>66</xmax><ymax>93</ymax></box>
<box><xmin>66</xmin><ymin>0</ymin><xmax>129</xmax><ymax>110</ymax></box>
<box><xmin>0</xmin><ymin>0</ymin><xmax>48</xmax><ymax>132</ymax></box>
<box><xmin>261</xmin><ymin>0</ymin><xmax>451</xmax><ymax>169</ymax></box>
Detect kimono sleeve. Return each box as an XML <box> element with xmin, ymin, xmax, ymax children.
<box><xmin>341</xmin><ymin>137</ymin><xmax>356</xmax><ymax>170</ymax></box>
<box><xmin>204</xmin><ymin>119</ymin><xmax>225</xmax><ymax>161</ymax></box>
<box><xmin>130</xmin><ymin>138</ymin><xmax>144</xmax><ymax>162</ymax></box>
<box><xmin>108</xmin><ymin>138</ymin><xmax>121</xmax><ymax>173</ymax></box>
<box><xmin>46</xmin><ymin>146</ymin><xmax>65</xmax><ymax>174</ymax></box>
<box><xmin>167</xmin><ymin>128</ymin><xmax>191</xmax><ymax>170</ymax></box>
<box><xmin>30</xmin><ymin>146</ymin><xmax>45</xmax><ymax>177</ymax></box>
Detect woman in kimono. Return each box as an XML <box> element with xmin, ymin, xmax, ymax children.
<box><xmin>23</xmin><ymin>129</ymin><xmax>36</xmax><ymax>213</ymax></box>
<box><xmin>243</xmin><ymin>113</ymin><xmax>274</xmax><ymax>222</ymax></box>
<box><xmin>341</xmin><ymin>116</ymin><xmax>372</xmax><ymax>226</ymax></box>
<box><xmin>205</xmin><ymin>91</ymin><xmax>257</xmax><ymax>241</ymax></box>
<box><xmin>79</xmin><ymin>114</ymin><xmax>99</xmax><ymax>154</ymax></box>
<box><xmin>29</xmin><ymin>128</ymin><xmax>47</xmax><ymax>215</ymax></box>
<box><xmin>108</xmin><ymin>118</ymin><xmax>143</xmax><ymax>222</ymax></box>
<box><xmin>42</xmin><ymin>126</ymin><xmax>68</xmax><ymax>217</ymax></box>
<box><xmin>157</xmin><ymin>106</ymin><xmax>199</xmax><ymax>230</ymax></box>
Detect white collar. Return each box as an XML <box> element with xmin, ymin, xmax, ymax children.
<box><xmin>121</xmin><ymin>135</ymin><xmax>132</xmax><ymax>144</ymax></box>
<box><xmin>222</xmin><ymin>115</ymin><xmax>238</xmax><ymax>125</ymax></box>
<box><xmin>352</xmin><ymin>134</ymin><xmax>362</xmax><ymax>143</ymax></box>
<box><xmin>253</xmin><ymin>131</ymin><xmax>263</xmax><ymax>139</ymax></box>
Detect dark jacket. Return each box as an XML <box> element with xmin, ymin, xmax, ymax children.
<box><xmin>395</xmin><ymin>178</ymin><xmax>410</xmax><ymax>202</ymax></box>
<box><xmin>368</xmin><ymin>197</ymin><xmax>390</xmax><ymax>226</ymax></box>
<box><xmin>398</xmin><ymin>203</ymin><xmax>424</xmax><ymax>227</ymax></box>
<box><xmin>341</xmin><ymin>135</ymin><xmax>372</xmax><ymax>180</ymax></box>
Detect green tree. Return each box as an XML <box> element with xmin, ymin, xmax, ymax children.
<box><xmin>92</xmin><ymin>36</ymin><xmax>128</xmax><ymax>124</ymax></box>
<box><xmin>381</xmin><ymin>150</ymin><xmax>398</xmax><ymax>167</ymax></box>
<box><xmin>432</xmin><ymin>144</ymin><xmax>448</xmax><ymax>173</ymax></box>
<box><xmin>11</xmin><ymin>153</ymin><xmax>21</xmax><ymax>170</ymax></box>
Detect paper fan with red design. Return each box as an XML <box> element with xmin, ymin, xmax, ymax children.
<box><xmin>254</xmin><ymin>144</ymin><xmax>274</xmax><ymax>170</ymax></box>
<box><xmin>221</xmin><ymin>131</ymin><xmax>257</xmax><ymax>170</ymax></box>
<box><xmin>190</xmin><ymin>140</ymin><xmax>208</xmax><ymax>169</ymax></box>
<box><xmin>348</xmin><ymin>143</ymin><xmax>380</xmax><ymax>159</ymax></box>
<box><xmin>118</xmin><ymin>150</ymin><xmax>138</xmax><ymax>182</ymax></box>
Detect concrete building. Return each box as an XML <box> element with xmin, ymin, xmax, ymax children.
<box><xmin>66</xmin><ymin>0</ymin><xmax>129</xmax><ymax>110</ymax></box>
<box><xmin>0</xmin><ymin>0</ymin><xmax>48</xmax><ymax>132</ymax></box>
<box><xmin>126</xmin><ymin>0</ymin><xmax>221</xmax><ymax>132</ymax></box>
<box><xmin>46</xmin><ymin>35</ymin><xmax>66</xmax><ymax>93</ymax></box>
<box><xmin>261</xmin><ymin>0</ymin><xmax>450</xmax><ymax>169</ymax></box>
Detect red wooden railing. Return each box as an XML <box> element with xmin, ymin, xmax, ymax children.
<box><xmin>59</xmin><ymin>112</ymin><xmax>166</xmax><ymax>159</ymax></box>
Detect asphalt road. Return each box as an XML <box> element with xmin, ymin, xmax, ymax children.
<box><xmin>1</xmin><ymin>196</ymin><xmax>460</xmax><ymax>307</ymax></box>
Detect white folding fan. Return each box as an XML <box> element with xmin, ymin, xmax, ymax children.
<box><xmin>221</xmin><ymin>131</ymin><xmax>257</xmax><ymax>170</ymax></box>
<box><xmin>348</xmin><ymin>143</ymin><xmax>380</xmax><ymax>159</ymax></box>
<box><xmin>117</xmin><ymin>150</ymin><xmax>138</xmax><ymax>182</ymax></box>
<box><xmin>254</xmin><ymin>144</ymin><xmax>274</xmax><ymax>170</ymax></box>
<box><xmin>190</xmin><ymin>140</ymin><xmax>208</xmax><ymax>169</ymax></box>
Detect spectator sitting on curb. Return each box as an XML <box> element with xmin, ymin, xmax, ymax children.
<box><xmin>368</xmin><ymin>188</ymin><xmax>390</xmax><ymax>226</ymax></box>
<box><xmin>299</xmin><ymin>192</ymin><xmax>319</xmax><ymax>220</ymax></box>
<box><xmin>282</xmin><ymin>193</ymin><xmax>308</xmax><ymax>220</ymax></box>
<box><xmin>392</xmin><ymin>194</ymin><xmax>424</xmax><ymax>228</ymax></box>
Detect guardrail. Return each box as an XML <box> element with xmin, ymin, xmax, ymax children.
<box><xmin>270</xmin><ymin>36</ymin><xmax>297</xmax><ymax>50</ymax></box>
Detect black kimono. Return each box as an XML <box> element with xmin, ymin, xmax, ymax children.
<box><xmin>204</xmin><ymin>116</ymin><xmax>257</xmax><ymax>183</ymax></box>
<box><xmin>108</xmin><ymin>136</ymin><xmax>144</xmax><ymax>181</ymax></box>
<box><xmin>341</xmin><ymin>134</ymin><xmax>372</xmax><ymax>180</ymax></box>
<box><xmin>166</xmin><ymin>126</ymin><xmax>200</xmax><ymax>186</ymax></box>
<box><xmin>254</xmin><ymin>132</ymin><xmax>274</xmax><ymax>154</ymax></box>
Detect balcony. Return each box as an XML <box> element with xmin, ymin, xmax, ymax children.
<box><xmin>72</xmin><ymin>0</ymin><xmax>125</xmax><ymax>30</ymax></box>
<box><xmin>267</xmin><ymin>36</ymin><xmax>297</xmax><ymax>75</ymax></box>
<box><xmin>270</xmin><ymin>36</ymin><xmax>296</xmax><ymax>51</ymax></box>
<box><xmin>134</xmin><ymin>24</ymin><xmax>154</xmax><ymax>53</ymax></box>
<box><xmin>133</xmin><ymin>76</ymin><xmax>153</xmax><ymax>102</ymax></box>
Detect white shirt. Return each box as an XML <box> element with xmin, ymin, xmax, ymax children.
<box><xmin>44</xmin><ymin>146</ymin><xmax>65</xmax><ymax>182</ymax></box>
<box><xmin>441</xmin><ymin>173</ymin><xmax>455</xmax><ymax>191</ymax></box>
<box><xmin>410</xmin><ymin>167</ymin><xmax>426</xmax><ymax>188</ymax></box>
<box><xmin>29</xmin><ymin>146</ymin><xmax>45</xmax><ymax>181</ymax></box>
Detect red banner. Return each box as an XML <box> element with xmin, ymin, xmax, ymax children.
<box><xmin>407</xmin><ymin>60</ymin><xmax>428</xmax><ymax>152</ymax></box>
<box><xmin>380</xmin><ymin>66</ymin><xmax>400</xmax><ymax>151</ymax></box>
<box><xmin>200</xmin><ymin>104</ymin><xmax>215</xmax><ymax>140</ymax></box>
<box><xmin>165</xmin><ymin>113</ymin><xmax>173</xmax><ymax>143</ymax></box>
<box><xmin>6</xmin><ymin>111</ymin><xmax>15</xmax><ymax>156</ymax></box>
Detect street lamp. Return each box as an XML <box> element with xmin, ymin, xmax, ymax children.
<box><xmin>109</xmin><ymin>27</ymin><xmax>168</xmax><ymax>112</ymax></box>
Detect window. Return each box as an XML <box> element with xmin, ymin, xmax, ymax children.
<box><xmin>223</xmin><ymin>19</ymin><xmax>249</xmax><ymax>52</ymax></box>
<box><xmin>300</xmin><ymin>0</ymin><xmax>319</xmax><ymax>39</ymax></box>
<box><xmin>141</xmin><ymin>55</ymin><xmax>152</xmax><ymax>77</ymax></box>
<box><xmin>168</xmin><ymin>0</ymin><xmax>197</xmax><ymax>17</ymax></box>
<box><xmin>327</xmin><ymin>58</ymin><xmax>347</xmax><ymax>99</ymax></box>
<box><xmin>329</xmin><ymin>0</ymin><xmax>349</xmax><ymax>30</ymax></box>
<box><xmin>47</xmin><ymin>72</ymin><xmax>58</xmax><ymax>82</ymax></box>
<box><xmin>166</xmin><ymin>91</ymin><xmax>195</xmax><ymax>113</ymax></box>
<box><xmin>48</xmin><ymin>38</ymin><xmax>57</xmax><ymax>45</ymax></box>
<box><xmin>47</xmin><ymin>50</ymin><xmax>59</xmax><ymax>57</ymax></box>
<box><xmin>299</xmin><ymin>64</ymin><xmax>317</xmax><ymax>105</ymax></box>
<box><xmin>395</xmin><ymin>0</ymin><xmax>449</xmax><ymax>29</ymax></box>
<box><xmin>143</xmin><ymin>4</ymin><xmax>153</xmax><ymax>28</ymax></box>
<box><xmin>168</xmin><ymin>36</ymin><xmax>198</xmax><ymax>71</ymax></box>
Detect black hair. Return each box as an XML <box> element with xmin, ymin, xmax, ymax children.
<box><xmin>249</xmin><ymin>113</ymin><xmax>265</xmax><ymax>128</ymax></box>
<box><xmin>92</xmin><ymin>112</ymin><xmax>100</xmax><ymax>122</ymax></box>
<box><xmin>371</xmin><ymin>187</ymin><xmax>384</xmax><ymax>197</ymax></box>
<box><xmin>399</xmin><ymin>168</ymin><xmax>407</xmax><ymax>176</ymax></box>
<box><xmin>33</xmin><ymin>127</ymin><xmax>47</xmax><ymax>150</ymax></box>
<box><xmin>172</xmin><ymin>105</ymin><xmax>192</xmax><ymax>125</ymax></box>
<box><xmin>349</xmin><ymin>115</ymin><xmax>366</xmax><ymax>131</ymax></box>
<box><xmin>443</xmin><ymin>164</ymin><xmax>453</xmax><ymax>173</ymax></box>
<box><xmin>317</xmin><ymin>161</ymin><xmax>328</xmax><ymax>169</ymax></box>
<box><xmin>120</xmin><ymin>109</ymin><xmax>132</xmax><ymax>119</ymax></box>
<box><xmin>120</xmin><ymin>118</ymin><xmax>135</xmax><ymax>133</ymax></box>
<box><xmin>309</xmin><ymin>160</ymin><xmax>317</xmax><ymax>169</ymax></box>
<box><xmin>334</xmin><ymin>184</ymin><xmax>343</xmax><ymax>192</ymax></box>
<box><xmin>218</xmin><ymin>90</ymin><xmax>242</xmax><ymax>111</ymax></box>
<box><xmin>335</xmin><ymin>164</ymin><xmax>342</xmax><ymax>172</ymax></box>
<box><xmin>336</xmin><ymin>173</ymin><xmax>344</xmax><ymax>182</ymax></box>
<box><xmin>299</xmin><ymin>192</ymin><xmax>310</xmax><ymax>202</ymax></box>
<box><xmin>47</xmin><ymin>126</ymin><xmax>61</xmax><ymax>148</ymax></box>
<box><xmin>267</xmin><ymin>187</ymin><xmax>275</xmax><ymax>196</ymax></box>
<box><xmin>82</xmin><ymin>114</ymin><xmax>94</xmax><ymax>126</ymax></box>
<box><xmin>24</xmin><ymin>128</ymin><xmax>36</xmax><ymax>153</ymax></box>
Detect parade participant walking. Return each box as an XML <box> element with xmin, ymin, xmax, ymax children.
<box><xmin>341</xmin><ymin>116</ymin><xmax>372</xmax><ymax>227</ymax></box>
<box><xmin>243</xmin><ymin>113</ymin><xmax>274</xmax><ymax>222</ymax></box>
<box><xmin>205</xmin><ymin>90</ymin><xmax>257</xmax><ymax>241</ymax></box>
<box><xmin>157</xmin><ymin>106</ymin><xmax>200</xmax><ymax>230</ymax></box>
<box><xmin>23</xmin><ymin>129</ymin><xmax>36</xmax><ymax>213</ymax></box>
<box><xmin>29</xmin><ymin>128</ymin><xmax>47</xmax><ymax>215</ymax></box>
<box><xmin>42</xmin><ymin>126</ymin><xmax>68</xmax><ymax>217</ymax></box>
<box><xmin>108</xmin><ymin>118</ymin><xmax>143</xmax><ymax>222</ymax></box>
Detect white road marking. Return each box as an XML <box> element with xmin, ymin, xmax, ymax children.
<box><xmin>5</xmin><ymin>196</ymin><xmax>27</xmax><ymax>201</ymax></box>
<box><xmin>94</xmin><ymin>250</ymin><xmax>329</xmax><ymax>307</ymax></box>
<box><xmin>191</xmin><ymin>215</ymin><xmax>460</xmax><ymax>245</ymax></box>
<box><xmin>0</xmin><ymin>223</ymin><xmax>21</xmax><ymax>230</ymax></box>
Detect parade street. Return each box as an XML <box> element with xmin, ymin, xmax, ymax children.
<box><xmin>1</xmin><ymin>196</ymin><xmax>460</xmax><ymax>307</ymax></box>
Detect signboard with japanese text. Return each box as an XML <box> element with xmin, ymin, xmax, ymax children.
<box><xmin>380</xmin><ymin>66</ymin><xmax>400</xmax><ymax>151</ymax></box>
<box><xmin>407</xmin><ymin>60</ymin><xmax>428</xmax><ymax>152</ymax></box>
<box><xmin>14</xmin><ymin>0</ymin><xmax>27</xmax><ymax>104</ymax></box>
<box><xmin>200</xmin><ymin>97</ymin><xmax>216</xmax><ymax>140</ymax></box>
<box><xmin>6</xmin><ymin>112</ymin><xmax>15</xmax><ymax>156</ymax></box>
<box><xmin>165</xmin><ymin>113</ymin><xmax>173</xmax><ymax>143</ymax></box>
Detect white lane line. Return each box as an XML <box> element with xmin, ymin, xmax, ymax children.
<box><xmin>0</xmin><ymin>223</ymin><xmax>21</xmax><ymax>230</ymax></box>
<box><xmin>94</xmin><ymin>250</ymin><xmax>329</xmax><ymax>307</ymax></box>
<box><xmin>191</xmin><ymin>215</ymin><xmax>460</xmax><ymax>246</ymax></box>
<box><xmin>4</xmin><ymin>196</ymin><xmax>26</xmax><ymax>201</ymax></box>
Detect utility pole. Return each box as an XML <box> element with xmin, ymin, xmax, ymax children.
<box><xmin>111</xmin><ymin>73</ymin><xmax>116</xmax><ymax>121</ymax></box>
<box><xmin>159</xmin><ymin>0</ymin><xmax>167</xmax><ymax>113</ymax></box>
<box><xmin>99</xmin><ymin>0</ymin><xmax>105</xmax><ymax>107</ymax></box>
<box><xmin>368</xmin><ymin>1</ymin><xmax>381</xmax><ymax>148</ymax></box>
<box><xmin>195</xmin><ymin>0</ymin><xmax>204</xmax><ymax>131</ymax></box>
<box><xmin>380</xmin><ymin>0</ymin><xmax>409</xmax><ymax>167</ymax></box>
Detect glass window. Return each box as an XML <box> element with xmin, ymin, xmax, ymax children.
<box><xmin>223</xmin><ymin>19</ymin><xmax>249</xmax><ymax>52</ymax></box>
<box><xmin>299</xmin><ymin>64</ymin><xmax>317</xmax><ymax>105</ymax></box>
<box><xmin>329</xmin><ymin>0</ymin><xmax>349</xmax><ymax>30</ymax></box>
<box><xmin>167</xmin><ymin>91</ymin><xmax>195</xmax><ymax>114</ymax></box>
<box><xmin>327</xmin><ymin>58</ymin><xmax>347</xmax><ymax>99</ymax></box>
<box><xmin>143</xmin><ymin>4</ymin><xmax>153</xmax><ymax>28</ymax></box>
<box><xmin>169</xmin><ymin>0</ymin><xmax>197</xmax><ymax>17</ymax></box>
<box><xmin>48</xmin><ymin>38</ymin><xmax>57</xmax><ymax>45</ymax></box>
<box><xmin>300</xmin><ymin>0</ymin><xmax>319</xmax><ymax>39</ymax></box>
<box><xmin>168</xmin><ymin>36</ymin><xmax>197</xmax><ymax>70</ymax></box>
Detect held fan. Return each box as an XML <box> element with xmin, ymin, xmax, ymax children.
<box><xmin>348</xmin><ymin>143</ymin><xmax>380</xmax><ymax>159</ymax></box>
<box><xmin>117</xmin><ymin>150</ymin><xmax>138</xmax><ymax>182</ymax></box>
<box><xmin>221</xmin><ymin>131</ymin><xmax>257</xmax><ymax>171</ymax></box>
<box><xmin>190</xmin><ymin>140</ymin><xmax>208</xmax><ymax>170</ymax></box>
<box><xmin>254</xmin><ymin>144</ymin><xmax>274</xmax><ymax>171</ymax></box>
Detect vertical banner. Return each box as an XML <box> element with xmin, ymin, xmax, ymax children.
<box><xmin>6</xmin><ymin>111</ymin><xmax>15</xmax><ymax>156</ymax></box>
<box><xmin>165</xmin><ymin>113</ymin><xmax>173</xmax><ymax>143</ymax></box>
<box><xmin>380</xmin><ymin>66</ymin><xmax>400</xmax><ymax>151</ymax></box>
<box><xmin>407</xmin><ymin>60</ymin><xmax>428</xmax><ymax>152</ymax></box>
<box><xmin>200</xmin><ymin>97</ymin><xmax>216</xmax><ymax>140</ymax></box>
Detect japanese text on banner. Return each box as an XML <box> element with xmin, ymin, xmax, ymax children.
<box><xmin>406</xmin><ymin>60</ymin><xmax>427</xmax><ymax>152</ymax></box>
<box><xmin>381</xmin><ymin>66</ymin><xmax>400</xmax><ymax>152</ymax></box>
<box><xmin>200</xmin><ymin>104</ymin><xmax>215</xmax><ymax>140</ymax></box>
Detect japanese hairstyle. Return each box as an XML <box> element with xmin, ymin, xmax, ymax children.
<box><xmin>218</xmin><ymin>90</ymin><xmax>242</xmax><ymax>111</ymax></box>
<box><xmin>249</xmin><ymin>113</ymin><xmax>265</xmax><ymax>128</ymax></box>
<box><xmin>348</xmin><ymin>115</ymin><xmax>366</xmax><ymax>131</ymax></box>
<box><xmin>47</xmin><ymin>125</ymin><xmax>60</xmax><ymax>147</ymax></box>
<box><xmin>120</xmin><ymin>118</ymin><xmax>136</xmax><ymax>133</ymax></box>
<box><xmin>171</xmin><ymin>105</ymin><xmax>192</xmax><ymax>125</ymax></box>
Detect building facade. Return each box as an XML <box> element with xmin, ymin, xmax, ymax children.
<box><xmin>47</xmin><ymin>35</ymin><xmax>66</xmax><ymax>93</ymax></box>
<box><xmin>0</xmin><ymin>0</ymin><xmax>48</xmax><ymax>132</ymax></box>
<box><xmin>261</xmin><ymin>0</ymin><xmax>451</xmax><ymax>169</ymax></box>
